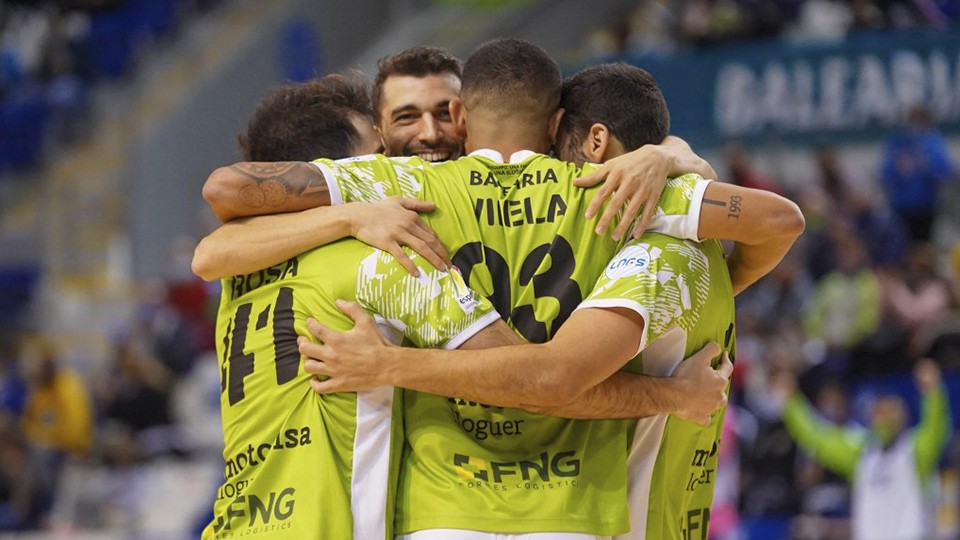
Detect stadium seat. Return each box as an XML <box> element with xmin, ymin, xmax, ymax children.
<box><xmin>0</xmin><ymin>94</ymin><xmax>50</xmax><ymax>171</ymax></box>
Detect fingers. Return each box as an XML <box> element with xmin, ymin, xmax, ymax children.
<box><xmin>596</xmin><ymin>183</ymin><xmax>631</xmax><ymax>237</ymax></box>
<box><xmin>334</xmin><ymin>299</ymin><xmax>370</xmax><ymax>327</ymax></box>
<box><xmin>397</xmin><ymin>197</ymin><xmax>436</xmax><ymax>212</ymax></box>
<box><xmin>298</xmin><ymin>335</ymin><xmax>331</xmax><ymax>361</ymax></box>
<box><xmin>632</xmin><ymin>198</ymin><xmax>658</xmax><ymax>240</ymax></box>
<box><xmin>615</xmin><ymin>195</ymin><xmax>646</xmax><ymax>241</ymax></box>
<box><xmin>717</xmin><ymin>352</ymin><xmax>734</xmax><ymax>379</ymax></box>
<box><xmin>407</xmin><ymin>223</ymin><xmax>451</xmax><ymax>269</ymax></box>
<box><xmin>303</xmin><ymin>358</ymin><xmax>330</xmax><ymax>377</ymax></box>
<box><xmin>584</xmin><ymin>170</ymin><xmax>614</xmax><ymax>220</ymax></box>
<box><xmin>386</xmin><ymin>244</ymin><xmax>421</xmax><ymax>276</ymax></box>
<box><xmin>310</xmin><ymin>377</ymin><xmax>338</xmax><ymax>395</ymax></box>
<box><xmin>692</xmin><ymin>341</ymin><xmax>721</xmax><ymax>364</ymax></box>
<box><xmin>305</xmin><ymin>318</ymin><xmax>335</xmax><ymax>342</ymax></box>
<box><xmin>574</xmin><ymin>169</ymin><xmax>604</xmax><ymax>189</ymax></box>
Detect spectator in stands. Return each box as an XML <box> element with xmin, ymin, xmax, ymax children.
<box><xmin>19</xmin><ymin>337</ymin><xmax>92</xmax><ymax>459</ymax></box>
<box><xmin>802</xmin><ymin>225</ymin><xmax>882</xmax><ymax>377</ymax></box>
<box><xmin>804</xmin><ymin>145</ymin><xmax>909</xmax><ymax>272</ymax></box>
<box><xmin>880</xmin><ymin>105</ymin><xmax>955</xmax><ymax>242</ymax></box>
<box><xmin>877</xmin><ymin>244</ymin><xmax>954</xmax><ymax>357</ymax></box>
<box><xmin>791</xmin><ymin>380</ymin><xmax>854</xmax><ymax>539</ymax></box>
<box><xmin>777</xmin><ymin>358</ymin><xmax>952</xmax><ymax>540</ymax></box>
<box><xmin>0</xmin><ymin>420</ymin><xmax>47</xmax><ymax>531</ymax></box>
<box><xmin>96</xmin><ymin>333</ymin><xmax>180</xmax><ymax>460</ymax></box>
<box><xmin>136</xmin><ymin>281</ymin><xmax>200</xmax><ymax>378</ymax></box>
<box><xmin>16</xmin><ymin>337</ymin><xmax>92</xmax><ymax>529</ymax></box>
<box><xmin>735</xmin><ymin>249</ymin><xmax>814</xmax><ymax>336</ymax></box>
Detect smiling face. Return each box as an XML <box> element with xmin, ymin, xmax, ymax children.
<box><xmin>376</xmin><ymin>73</ymin><xmax>463</xmax><ymax>162</ymax></box>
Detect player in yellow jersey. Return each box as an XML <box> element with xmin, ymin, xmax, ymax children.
<box><xmin>293</xmin><ymin>54</ymin><xmax>801</xmax><ymax>539</ymax></box>
<box><xmin>195</xmin><ymin>41</ymin><xmax>804</xmax><ymax>530</ymax></box>
<box><xmin>201</xmin><ymin>74</ymin><xmax>518</xmax><ymax>540</ymax></box>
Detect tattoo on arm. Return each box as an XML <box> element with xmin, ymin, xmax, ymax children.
<box><xmin>230</xmin><ymin>162</ymin><xmax>330</xmax><ymax>210</ymax></box>
<box><xmin>703</xmin><ymin>198</ymin><xmax>727</xmax><ymax>207</ymax></box>
<box><xmin>726</xmin><ymin>195</ymin><xmax>742</xmax><ymax>219</ymax></box>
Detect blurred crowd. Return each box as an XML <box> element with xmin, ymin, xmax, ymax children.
<box><xmin>0</xmin><ymin>0</ymin><xmax>958</xmax><ymax>537</ymax></box>
<box><xmin>0</xmin><ymin>272</ymin><xmax>220</xmax><ymax>532</ymax></box>
<box><xmin>1</xmin><ymin>0</ymin><xmax>226</xmax><ymax>534</ymax></box>
<box><xmin>718</xmin><ymin>106</ymin><xmax>960</xmax><ymax>537</ymax></box>
<box><xmin>0</xmin><ymin>0</ymin><xmax>223</xmax><ymax>177</ymax></box>
<box><xmin>582</xmin><ymin>0</ymin><xmax>960</xmax><ymax>58</ymax></box>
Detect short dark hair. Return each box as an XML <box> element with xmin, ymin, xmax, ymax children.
<box><xmin>461</xmin><ymin>38</ymin><xmax>561</xmax><ymax>115</ymax></box>
<box><xmin>371</xmin><ymin>46</ymin><xmax>462</xmax><ymax>122</ymax></box>
<box><xmin>238</xmin><ymin>71</ymin><xmax>373</xmax><ymax>161</ymax></box>
<box><xmin>558</xmin><ymin>63</ymin><xmax>669</xmax><ymax>155</ymax></box>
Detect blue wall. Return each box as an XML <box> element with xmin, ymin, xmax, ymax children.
<box><xmin>605</xmin><ymin>29</ymin><xmax>960</xmax><ymax>149</ymax></box>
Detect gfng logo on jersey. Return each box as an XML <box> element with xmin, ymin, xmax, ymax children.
<box><xmin>452</xmin><ymin>451</ymin><xmax>581</xmax><ymax>490</ymax></box>
<box><xmin>605</xmin><ymin>244</ymin><xmax>652</xmax><ymax>280</ymax></box>
<box><xmin>449</xmin><ymin>266</ymin><xmax>480</xmax><ymax>313</ymax></box>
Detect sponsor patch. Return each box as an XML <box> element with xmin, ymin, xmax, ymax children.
<box><xmin>604</xmin><ymin>245</ymin><xmax>652</xmax><ymax>280</ymax></box>
<box><xmin>449</xmin><ymin>266</ymin><xmax>480</xmax><ymax>313</ymax></box>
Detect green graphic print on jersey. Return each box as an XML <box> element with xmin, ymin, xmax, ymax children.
<box><xmin>578</xmin><ymin>234</ymin><xmax>735</xmax><ymax>540</ymax></box>
<box><xmin>313</xmin><ymin>154</ymin><xmax>710</xmax><ymax>535</ymax></box>
<box><xmin>204</xmin><ymin>241</ymin><xmax>498</xmax><ymax>540</ymax></box>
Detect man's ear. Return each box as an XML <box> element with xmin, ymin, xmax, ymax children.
<box><xmin>373</xmin><ymin>124</ymin><xmax>386</xmax><ymax>149</ymax></box>
<box><xmin>547</xmin><ymin>107</ymin><xmax>565</xmax><ymax>145</ymax></box>
<box><xmin>449</xmin><ymin>98</ymin><xmax>467</xmax><ymax>139</ymax></box>
<box><xmin>581</xmin><ymin>123</ymin><xmax>611</xmax><ymax>163</ymax></box>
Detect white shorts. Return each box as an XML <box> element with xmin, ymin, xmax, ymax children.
<box><xmin>398</xmin><ymin>531</ymin><xmax>609</xmax><ymax>540</ymax></box>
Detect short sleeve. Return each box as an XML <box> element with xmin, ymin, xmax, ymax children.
<box><xmin>644</xmin><ymin>174</ymin><xmax>711</xmax><ymax>241</ymax></box>
<box><xmin>354</xmin><ymin>249</ymin><xmax>501</xmax><ymax>350</ymax></box>
<box><xmin>574</xmin><ymin>235</ymin><xmax>714</xmax><ymax>354</ymax></box>
<box><xmin>312</xmin><ymin>155</ymin><xmax>428</xmax><ymax>204</ymax></box>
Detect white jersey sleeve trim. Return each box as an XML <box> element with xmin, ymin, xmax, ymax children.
<box><xmin>312</xmin><ymin>161</ymin><xmax>344</xmax><ymax>205</ymax></box>
<box><xmin>686</xmin><ymin>177</ymin><xmax>710</xmax><ymax>241</ymax></box>
<box><xmin>574</xmin><ymin>299</ymin><xmax>650</xmax><ymax>355</ymax></box>
<box><xmin>644</xmin><ymin>178</ymin><xmax>711</xmax><ymax>241</ymax></box>
<box><xmin>443</xmin><ymin>310</ymin><xmax>502</xmax><ymax>350</ymax></box>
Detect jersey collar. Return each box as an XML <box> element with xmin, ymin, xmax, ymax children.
<box><xmin>469</xmin><ymin>148</ymin><xmax>538</xmax><ymax>164</ymax></box>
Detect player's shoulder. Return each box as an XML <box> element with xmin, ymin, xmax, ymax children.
<box><xmin>612</xmin><ymin>234</ymin><xmax>708</xmax><ymax>270</ymax></box>
<box><xmin>312</xmin><ymin>153</ymin><xmax>433</xmax><ymax>171</ymax></box>
<box><xmin>535</xmin><ymin>155</ymin><xmax>603</xmax><ymax>181</ymax></box>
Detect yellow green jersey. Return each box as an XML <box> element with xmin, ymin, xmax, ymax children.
<box><xmin>577</xmin><ymin>235</ymin><xmax>735</xmax><ymax>539</ymax></box>
<box><xmin>203</xmin><ymin>241</ymin><xmax>499</xmax><ymax>540</ymax></box>
<box><xmin>313</xmin><ymin>151</ymin><xmax>710</xmax><ymax>535</ymax></box>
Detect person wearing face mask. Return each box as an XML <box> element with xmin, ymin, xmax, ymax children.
<box><xmin>777</xmin><ymin>359</ymin><xmax>952</xmax><ymax>540</ymax></box>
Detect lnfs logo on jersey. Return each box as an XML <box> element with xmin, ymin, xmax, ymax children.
<box><xmin>605</xmin><ymin>244</ymin><xmax>652</xmax><ymax>280</ymax></box>
<box><xmin>449</xmin><ymin>266</ymin><xmax>480</xmax><ymax>313</ymax></box>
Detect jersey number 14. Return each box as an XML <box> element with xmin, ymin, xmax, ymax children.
<box><xmin>222</xmin><ymin>287</ymin><xmax>299</xmax><ymax>405</ymax></box>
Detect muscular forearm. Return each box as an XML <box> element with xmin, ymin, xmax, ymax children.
<box><xmin>192</xmin><ymin>205</ymin><xmax>352</xmax><ymax>281</ymax></box>
<box><xmin>386</xmin><ymin>343</ymin><xmax>592</xmax><ymax>409</ymax></box>
<box><xmin>524</xmin><ymin>371</ymin><xmax>680</xmax><ymax>419</ymax></box>
<box><xmin>203</xmin><ymin>162</ymin><xmax>331</xmax><ymax>222</ymax></box>
<box><xmin>726</xmin><ymin>234</ymin><xmax>797</xmax><ymax>295</ymax></box>
<box><xmin>385</xmin><ymin>309</ymin><xmax>643</xmax><ymax>409</ymax></box>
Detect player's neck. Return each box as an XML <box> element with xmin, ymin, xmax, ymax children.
<box><xmin>464</xmin><ymin>114</ymin><xmax>552</xmax><ymax>158</ymax></box>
